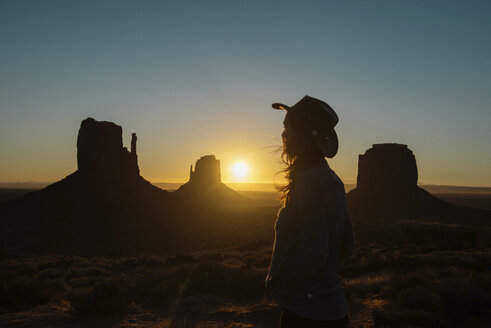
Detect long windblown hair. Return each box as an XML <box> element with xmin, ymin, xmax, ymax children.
<box><xmin>276</xmin><ymin>112</ymin><xmax>325</xmax><ymax>206</ymax></box>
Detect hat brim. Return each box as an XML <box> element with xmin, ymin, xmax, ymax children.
<box><xmin>325</xmin><ymin>129</ymin><xmax>338</xmax><ymax>158</ymax></box>
<box><xmin>272</xmin><ymin>103</ymin><xmax>290</xmax><ymax>111</ymax></box>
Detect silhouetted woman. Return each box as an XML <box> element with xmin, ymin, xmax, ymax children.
<box><xmin>266</xmin><ymin>96</ymin><xmax>355</xmax><ymax>328</ymax></box>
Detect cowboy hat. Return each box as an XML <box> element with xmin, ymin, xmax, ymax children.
<box><xmin>272</xmin><ymin>95</ymin><xmax>339</xmax><ymax>158</ymax></box>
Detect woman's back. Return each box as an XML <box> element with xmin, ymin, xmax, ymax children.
<box><xmin>266</xmin><ymin>161</ymin><xmax>354</xmax><ymax>306</ymax></box>
<box><xmin>285</xmin><ymin>161</ymin><xmax>353</xmax><ymax>320</ymax></box>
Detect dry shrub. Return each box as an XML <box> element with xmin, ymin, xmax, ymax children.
<box><xmin>68</xmin><ymin>276</ymin><xmax>105</xmax><ymax>288</ymax></box>
<box><xmin>340</xmin><ymin>248</ymin><xmax>416</xmax><ymax>275</ymax></box>
<box><xmin>435</xmin><ymin>277</ymin><xmax>491</xmax><ymax>325</ymax></box>
<box><xmin>118</xmin><ymin>257</ymin><xmax>138</xmax><ymax>267</ymax></box>
<box><xmin>72</xmin><ymin>279</ymin><xmax>130</xmax><ymax>316</ymax></box>
<box><xmin>59</xmin><ymin>256</ymin><xmax>90</xmax><ymax>268</ymax></box>
<box><xmin>136</xmin><ymin>254</ymin><xmax>167</xmax><ymax>268</ymax></box>
<box><xmin>381</xmin><ymin>269</ymin><xmax>436</xmax><ymax>297</ymax></box>
<box><xmin>344</xmin><ymin>273</ymin><xmax>390</xmax><ymax>297</ymax></box>
<box><xmin>0</xmin><ymin>274</ymin><xmax>67</xmax><ymax>309</ymax></box>
<box><xmin>65</xmin><ymin>286</ymin><xmax>92</xmax><ymax>303</ymax></box>
<box><xmin>38</xmin><ymin>267</ymin><xmax>61</xmax><ymax>279</ymax></box>
<box><xmin>372</xmin><ymin>305</ymin><xmax>449</xmax><ymax>328</ymax></box>
<box><xmin>66</xmin><ymin>266</ymin><xmax>110</xmax><ymax>279</ymax></box>
<box><xmin>2</xmin><ymin>261</ymin><xmax>37</xmax><ymax>276</ymax></box>
<box><xmin>396</xmin><ymin>286</ymin><xmax>442</xmax><ymax>312</ymax></box>
<box><xmin>69</xmin><ymin>262</ymin><xmax>194</xmax><ymax>316</ymax></box>
<box><xmin>164</xmin><ymin>254</ymin><xmax>198</xmax><ymax>267</ymax></box>
<box><xmin>90</xmin><ymin>257</ymin><xmax>114</xmax><ymax>269</ymax></box>
<box><xmin>242</xmin><ymin>252</ymin><xmax>270</xmax><ymax>269</ymax></box>
<box><xmin>371</xmin><ymin>270</ymin><xmax>491</xmax><ymax>327</ymax></box>
<box><xmin>185</xmin><ymin>261</ymin><xmax>264</xmax><ymax>300</ymax></box>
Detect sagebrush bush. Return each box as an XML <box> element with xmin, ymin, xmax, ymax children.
<box><xmin>164</xmin><ymin>254</ymin><xmax>198</xmax><ymax>267</ymax></box>
<box><xmin>38</xmin><ymin>267</ymin><xmax>61</xmax><ymax>279</ymax></box>
<box><xmin>66</xmin><ymin>266</ymin><xmax>110</xmax><ymax>279</ymax></box>
<box><xmin>344</xmin><ymin>273</ymin><xmax>390</xmax><ymax>297</ymax></box>
<box><xmin>381</xmin><ymin>269</ymin><xmax>436</xmax><ymax>297</ymax></box>
<box><xmin>72</xmin><ymin>279</ymin><xmax>129</xmax><ymax>316</ymax></box>
<box><xmin>136</xmin><ymin>254</ymin><xmax>167</xmax><ymax>268</ymax></box>
<box><xmin>372</xmin><ymin>305</ymin><xmax>449</xmax><ymax>328</ymax></box>
<box><xmin>242</xmin><ymin>252</ymin><xmax>269</xmax><ymax>269</ymax></box>
<box><xmin>185</xmin><ymin>261</ymin><xmax>264</xmax><ymax>300</ymax></box>
<box><xmin>68</xmin><ymin>276</ymin><xmax>105</xmax><ymax>288</ymax></box>
<box><xmin>396</xmin><ymin>286</ymin><xmax>442</xmax><ymax>312</ymax></box>
<box><xmin>0</xmin><ymin>274</ymin><xmax>66</xmax><ymax>308</ymax></box>
<box><xmin>370</xmin><ymin>268</ymin><xmax>491</xmax><ymax>327</ymax></box>
<box><xmin>435</xmin><ymin>277</ymin><xmax>491</xmax><ymax>324</ymax></box>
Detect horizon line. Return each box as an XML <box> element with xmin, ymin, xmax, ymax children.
<box><xmin>1</xmin><ymin>181</ymin><xmax>491</xmax><ymax>189</ymax></box>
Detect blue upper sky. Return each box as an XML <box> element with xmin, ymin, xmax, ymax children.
<box><xmin>1</xmin><ymin>0</ymin><xmax>490</xmax><ymax>186</ymax></box>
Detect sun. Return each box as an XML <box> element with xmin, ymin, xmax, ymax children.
<box><xmin>231</xmin><ymin>162</ymin><xmax>249</xmax><ymax>181</ymax></box>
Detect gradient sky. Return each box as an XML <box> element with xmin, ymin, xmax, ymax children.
<box><xmin>1</xmin><ymin>0</ymin><xmax>490</xmax><ymax>187</ymax></box>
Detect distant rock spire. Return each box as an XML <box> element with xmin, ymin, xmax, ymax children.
<box><xmin>131</xmin><ymin>133</ymin><xmax>137</xmax><ymax>155</ymax></box>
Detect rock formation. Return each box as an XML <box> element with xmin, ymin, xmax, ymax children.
<box><xmin>346</xmin><ymin>143</ymin><xmax>450</xmax><ymax>218</ymax></box>
<box><xmin>77</xmin><ymin>118</ymin><xmax>139</xmax><ymax>177</ymax></box>
<box><xmin>188</xmin><ymin>155</ymin><xmax>221</xmax><ymax>186</ymax></box>
<box><xmin>9</xmin><ymin>117</ymin><xmax>167</xmax><ymax>205</ymax></box>
<box><xmin>0</xmin><ymin>117</ymin><xmax>177</xmax><ymax>256</ymax></box>
<box><xmin>356</xmin><ymin>144</ymin><xmax>417</xmax><ymax>193</ymax></box>
<box><xmin>175</xmin><ymin>155</ymin><xmax>247</xmax><ymax>207</ymax></box>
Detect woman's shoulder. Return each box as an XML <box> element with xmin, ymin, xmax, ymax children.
<box><xmin>295</xmin><ymin>161</ymin><xmax>345</xmax><ymax>193</ymax></box>
<box><xmin>296</xmin><ymin>161</ymin><xmax>331</xmax><ymax>186</ymax></box>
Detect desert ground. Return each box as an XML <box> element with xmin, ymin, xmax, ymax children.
<box><xmin>0</xmin><ymin>186</ymin><xmax>490</xmax><ymax>327</ymax></box>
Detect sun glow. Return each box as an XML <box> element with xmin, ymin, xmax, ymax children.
<box><xmin>231</xmin><ymin>162</ymin><xmax>249</xmax><ymax>181</ymax></box>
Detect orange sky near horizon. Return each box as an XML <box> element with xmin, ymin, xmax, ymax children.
<box><xmin>0</xmin><ymin>120</ymin><xmax>488</xmax><ymax>190</ymax></box>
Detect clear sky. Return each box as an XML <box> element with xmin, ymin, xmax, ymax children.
<box><xmin>1</xmin><ymin>0</ymin><xmax>490</xmax><ymax>187</ymax></box>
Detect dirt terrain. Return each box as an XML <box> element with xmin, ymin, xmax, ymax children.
<box><xmin>1</xmin><ymin>188</ymin><xmax>490</xmax><ymax>327</ymax></box>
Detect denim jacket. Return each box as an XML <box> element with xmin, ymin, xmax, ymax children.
<box><xmin>265</xmin><ymin>161</ymin><xmax>354</xmax><ymax>306</ymax></box>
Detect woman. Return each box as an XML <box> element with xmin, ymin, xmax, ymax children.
<box><xmin>266</xmin><ymin>96</ymin><xmax>355</xmax><ymax>328</ymax></box>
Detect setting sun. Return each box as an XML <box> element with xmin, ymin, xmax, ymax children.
<box><xmin>231</xmin><ymin>162</ymin><xmax>249</xmax><ymax>181</ymax></box>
